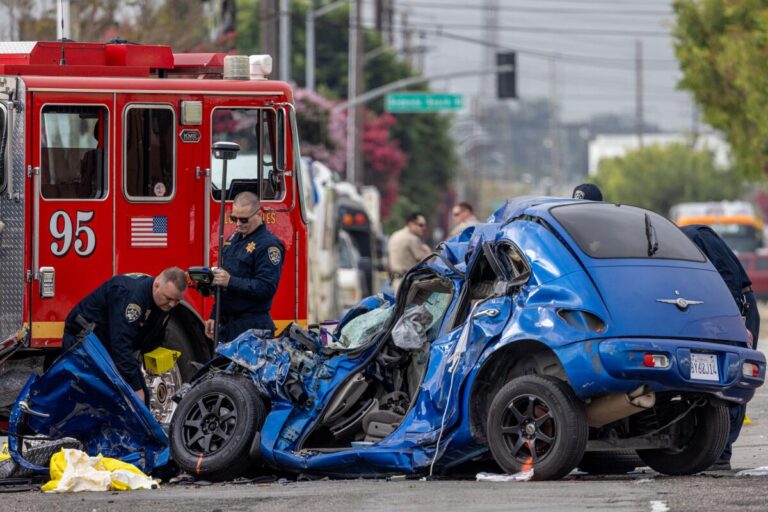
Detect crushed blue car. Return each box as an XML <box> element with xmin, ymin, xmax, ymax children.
<box><xmin>170</xmin><ymin>197</ymin><xmax>766</xmax><ymax>481</ymax></box>
<box><xmin>8</xmin><ymin>333</ymin><xmax>170</xmax><ymax>475</ymax></box>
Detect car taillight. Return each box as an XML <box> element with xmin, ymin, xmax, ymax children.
<box><xmin>742</xmin><ymin>362</ymin><xmax>760</xmax><ymax>378</ymax></box>
<box><xmin>643</xmin><ymin>353</ymin><xmax>670</xmax><ymax>368</ymax></box>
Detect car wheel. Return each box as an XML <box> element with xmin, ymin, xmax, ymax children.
<box><xmin>170</xmin><ymin>374</ymin><xmax>266</xmax><ymax>481</ymax></box>
<box><xmin>486</xmin><ymin>375</ymin><xmax>588</xmax><ymax>481</ymax></box>
<box><xmin>637</xmin><ymin>402</ymin><xmax>728</xmax><ymax>475</ymax></box>
<box><xmin>578</xmin><ymin>450</ymin><xmax>644</xmax><ymax>475</ymax></box>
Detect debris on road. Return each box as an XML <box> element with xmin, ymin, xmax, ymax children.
<box><xmin>476</xmin><ymin>469</ymin><xmax>534</xmax><ymax>482</ymax></box>
<box><xmin>736</xmin><ymin>466</ymin><xmax>768</xmax><ymax>477</ymax></box>
<box><xmin>42</xmin><ymin>449</ymin><xmax>157</xmax><ymax>492</ymax></box>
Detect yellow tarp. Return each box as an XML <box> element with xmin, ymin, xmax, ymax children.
<box><xmin>42</xmin><ymin>449</ymin><xmax>158</xmax><ymax>493</ymax></box>
<box><xmin>0</xmin><ymin>442</ymin><xmax>9</xmax><ymax>462</ymax></box>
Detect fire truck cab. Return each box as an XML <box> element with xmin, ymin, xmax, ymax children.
<box><xmin>0</xmin><ymin>41</ymin><xmax>308</xmax><ymax>422</ymax></box>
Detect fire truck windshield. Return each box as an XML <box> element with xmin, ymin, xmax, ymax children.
<box><xmin>211</xmin><ymin>108</ymin><xmax>285</xmax><ymax>201</ymax></box>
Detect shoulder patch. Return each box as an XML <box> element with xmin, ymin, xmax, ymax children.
<box><xmin>268</xmin><ymin>246</ymin><xmax>282</xmax><ymax>266</ymax></box>
<box><xmin>125</xmin><ymin>303</ymin><xmax>142</xmax><ymax>323</ymax></box>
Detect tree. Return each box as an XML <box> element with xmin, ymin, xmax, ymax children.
<box><xmin>673</xmin><ymin>0</ymin><xmax>768</xmax><ymax>178</ymax></box>
<box><xmin>594</xmin><ymin>143</ymin><xmax>742</xmax><ymax>215</ymax></box>
<box><xmin>235</xmin><ymin>0</ymin><xmax>457</xmax><ymax>229</ymax></box>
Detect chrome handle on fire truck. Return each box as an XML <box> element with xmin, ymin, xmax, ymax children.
<box><xmin>204</xmin><ymin>167</ymin><xmax>211</xmax><ymax>267</ymax></box>
<box><xmin>19</xmin><ymin>400</ymin><xmax>50</xmax><ymax>418</ymax></box>
<box><xmin>195</xmin><ymin>166</ymin><xmax>201</xmax><ymax>180</ymax></box>
<box><xmin>31</xmin><ymin>165</ymin><xmax>40</xmax><ymax>279</ymax></box>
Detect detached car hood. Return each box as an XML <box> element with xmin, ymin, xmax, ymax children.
<box><xmin>588</xmin><ymin>263</ymin><xmax>749</xmax><ymax>343</ymax></box>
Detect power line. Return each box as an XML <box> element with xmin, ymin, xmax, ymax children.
<box><xmin>398</xmin><ymin>2</ymin><xmax>673</xmax><ymax>16</ymax></box>
<box><xmin>415</xmin><ymin>27</ymin><xmax>679</xmax><ymax>68</ymax></box>
<box><xmin>388</xmin><ymin>21</ymin><xmax>671</xmax><ymax>37</ymax></box>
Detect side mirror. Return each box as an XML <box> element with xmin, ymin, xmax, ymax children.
<box><xmin>275</xmin><ymin>109</ymin><xmax>286</xmax><ymax>172</ymax></box>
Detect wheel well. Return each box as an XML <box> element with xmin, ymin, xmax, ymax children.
<box><xmin>169</xmin><ymin>302</ymin><xmax>212</xmax><ymax>363</ymax></box>
<box><xmin>469</xmin><ymin>340</ymin><xmax>566</xmax><ymax>444</ymax></box>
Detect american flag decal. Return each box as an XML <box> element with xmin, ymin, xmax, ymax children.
<box><xmin>131</xmin><ymin>216</ymin><xmax>168</xmax><ymax>248</ymax></box>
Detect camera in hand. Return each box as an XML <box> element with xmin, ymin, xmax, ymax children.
<box><xmin>187</xmin><ymin>266</ymin><xmax>214</xmax><ymax>296</ymax></box>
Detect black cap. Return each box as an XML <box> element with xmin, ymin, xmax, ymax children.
<box><xmin>573</xmin><ymin>183</ymin><xmax>603</xmax><ymax>201</ymax></box>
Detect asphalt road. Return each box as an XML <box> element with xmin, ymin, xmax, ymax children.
<box><xmin>5</xmin><ymin>309</ymin><xmax>768</xmax><ymax>512</ymax></box>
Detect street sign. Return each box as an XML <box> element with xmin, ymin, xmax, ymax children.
<box><xmin>385</xmin><ymin>93</ymin><xmax>464</xmax><ymax>113</ymax></box>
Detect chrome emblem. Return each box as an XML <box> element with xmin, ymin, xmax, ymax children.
<box><xmin>656</xmin><ymin>297</ymin><xmax>704</xmax><ymax>310</ymax></box>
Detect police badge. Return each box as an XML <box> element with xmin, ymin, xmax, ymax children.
<box><xmin>268</xmin><ymin>246</ymin><xmax>281</xmax><ymax>266</ymax></box>
<box><xmin>125</xmin><ymin>303</ymin><xmax>142</xmax><ymax>323</ymax></box>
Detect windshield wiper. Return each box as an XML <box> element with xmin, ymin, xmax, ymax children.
<box><xmin>644</xmin><ymin>213</ymin><xmax>659</xmax><ymax>256</ymax></box>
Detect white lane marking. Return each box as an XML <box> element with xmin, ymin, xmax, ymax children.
<box><xmin>650</xmin><ymin>501</ymin><xmax>670</xmax><ymax>512</ymax></box>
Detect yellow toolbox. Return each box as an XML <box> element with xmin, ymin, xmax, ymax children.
<box><xmin>143</xmin><ymin>347</ymin><xmax>181</xmax><ymax>375</ymax></box>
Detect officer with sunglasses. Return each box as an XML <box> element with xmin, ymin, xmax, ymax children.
<box><xmin>205</xmin><ymin>191</ymin><xmax>284</xmax><ymax>343</ymax></box>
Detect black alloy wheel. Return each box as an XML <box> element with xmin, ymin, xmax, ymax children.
<box><xmin>170</xmin><ymin>374</ymin><xmax>266</xmax><ymax>481</ymax></box>
<box><xmin>487</xmin><ymin>375</ymin><xmax>588</xmax><ymax>480</ymax></box>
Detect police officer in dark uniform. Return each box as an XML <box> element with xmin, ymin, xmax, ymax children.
<box><xmin>62</xmin><ymin>267</ymin><xmax>188</xmax><ymax>403</ymax></box>
<box><xmin>205</xmin><ymin>191</ymin><xmax>284</xmax><ymax>344</ymax></box>
<box><xmin>683</xmin><ymin>224</ymin><xmax>760</xmax><ymax>471</ymax></box>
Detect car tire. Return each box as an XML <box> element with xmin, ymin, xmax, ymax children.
<box><xmin>170</xmin><ymin>374</ymin><xmax>266</xmax><ymax>481</ymax></box>
<box><xmin>637</xmin><ymin>402</ymin><xmax>729</xmax><ymax>475</ymax></box>
<box><xmin>486</xmin><ymin>375</ymin><xmax>588</xmax><ymax>481</ymax></box>
<box><xmin>578</xmin><ymin>450</ymin><xmax>644</xmax><ymax>475</ymax></box>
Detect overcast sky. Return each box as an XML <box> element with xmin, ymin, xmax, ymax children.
<box><xmin>381</xmin><ymin>0</ymin><xmax>693</xmax><ymax>132</ymax></box>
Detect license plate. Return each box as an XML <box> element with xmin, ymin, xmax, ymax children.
<box><xmin>690</xmin><ymin>353</ymin><xmax>719</xmax><ymax>381</ymax></box>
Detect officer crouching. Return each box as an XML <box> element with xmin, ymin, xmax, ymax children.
<box><xmin>205</xmin><ymin>191</ymin><xmax>284</xmax><ymax>344</ymax></box>
<box><xmin>62</xmin><ymin>267</ymin><xmax>187</xmax><ymax>403</ymax></box>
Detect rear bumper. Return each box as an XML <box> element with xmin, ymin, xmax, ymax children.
<box><xmin>559</xmin><ymin>338</ymin><xmax>765</xmax><ymax>404</ymax></box>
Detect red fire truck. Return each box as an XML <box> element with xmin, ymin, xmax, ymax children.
<box><xmin>0</xmin><ymin>41</ymin><xmax>308</xmax><ymax>422</ymax></box>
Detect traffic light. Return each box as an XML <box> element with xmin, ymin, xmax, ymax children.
<box><xmin>497</xmin><ymin>51</ymin><xmax>517</xmax><ymax>99</ymax></box>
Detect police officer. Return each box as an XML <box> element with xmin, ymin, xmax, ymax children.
<box><xmin>388</xmin><ymin>212</ymin><xmax>431</xmax><ymax>293</ymax></box>
<box><xmin>205</xmin><ymin>191</ymin><xmax>284</xmax><ymax>343</ymax></box>
<box><xmin>682</xmin><ymin>224</ymin><xmax>760</xmax><ymax>471</ymax></box>
<box><xmin>572</xmin><ymin>183</ymin><xmax>603</xmax><ymax>201</ymax></box>
<box><xmin>62</xmin><ymin>267</ymin><xmax>187</xmax><ymax>402</ymax></box>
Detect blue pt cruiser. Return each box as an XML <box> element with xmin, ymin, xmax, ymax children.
<box><xmin>170</xmin><ymin>197</ymin><xmax>765</xmax><ymax>481</ymax></box>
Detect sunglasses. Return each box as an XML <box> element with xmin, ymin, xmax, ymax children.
<box><xmin>229</xmin><ymin>211</ymin><xmax>259</xmax><ymax>224</ymax></box>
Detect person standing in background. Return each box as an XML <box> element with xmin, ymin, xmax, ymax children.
<box><xmin>449</xmin><ymin>202</ymin><xmax>479</xmax><ymax>238</ymax></box>
<box><xmin>388</xmin><ymin>213</ymin><xmax>432</xmax><ymax>293</ymax></box>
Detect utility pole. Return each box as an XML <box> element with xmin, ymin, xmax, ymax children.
<box><xmin>279</xmin><ymin>0</ymin><xmax>291</xmax><ymax>81</ymax></box>
<box><xmin>548</xmin><ymin>57</ymin><xmax>562</xmax><ymax>190</ymax></box>
<box><xmin>375</xmin><ymin>0</ymin><xmax>395</xmax><ymax>45</ymax></box>
<box><xmin>635</xmin><ymin>39</ymin><xmax>644</xmax><ymax>148</ymax></box>
<box><xmin>401</xmin><ymin>10</ymin><xmax>413</xmax><ymax>67</ymax></box>
<box><xmin>261</xmin><ymin>0</ymin><xmax>279</xmax><ymax>67</ymax></box>
<box><xmin>306</xmin><ymin>0</ymin><xmax>349</xmax><ymax>91</ymax></box>
<box><xmin>346</xmin><ymin>0</ymin><xmax>362</xmax><ymax>185</ymax></box>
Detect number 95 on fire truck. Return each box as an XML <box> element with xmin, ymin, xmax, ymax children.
<box><xmin>0</xmin><ymin>41</ymin><xmax>309</xmax><ymax>424</ymax></box>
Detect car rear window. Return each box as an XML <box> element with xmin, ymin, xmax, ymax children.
<box><xmin>550</xmin><ymin>203</ymin><xmax>706</xmax><ymax>261</ymax></box>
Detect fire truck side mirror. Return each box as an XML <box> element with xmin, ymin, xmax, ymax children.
<box><xmin>276</xmin><ymin>109</ymin><xmax>286</xmax><ymax>172</ymax></box>
<box><xmin>212</xmin><ymin>141</ymin><xmax>241</xmax><ymax>161</ymax></box>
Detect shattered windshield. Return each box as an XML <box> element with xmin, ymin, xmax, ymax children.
<box><xmin>329</xmin><ymin>305</ymin><xmax>395</xmax><ymax>350</ymax></box>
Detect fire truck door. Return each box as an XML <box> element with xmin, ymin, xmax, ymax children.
<box><xmin>30</xmin><ymin>94</ymin><xmax>114</xmax><ymax>347</ymax></box>
<box><xmin>113</xmin><ymin>99</ymin><xmax>207</xmax><ymax>314</ymax></box>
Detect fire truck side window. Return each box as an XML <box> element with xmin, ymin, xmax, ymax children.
<box><xmin>211</xmin><ymin>108</ymin><xmax>284</xmax><ymax>201</ymax></box>
<box><xmin>124</xmin><ymin>106</ymin><xmax>175</xmax><ymax>200</ymax></box>
<box><xmin>40</xmin><ymin>105</ymin><xmax>108</xmax><ymax>200</ymax></box>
